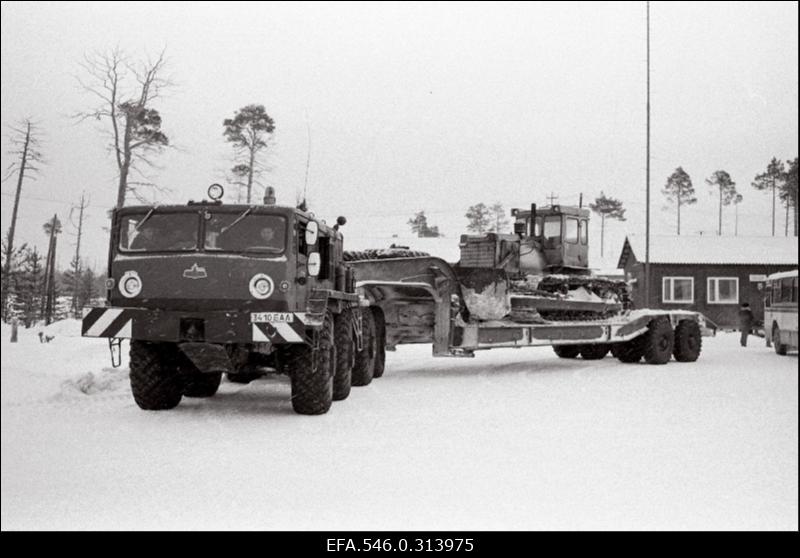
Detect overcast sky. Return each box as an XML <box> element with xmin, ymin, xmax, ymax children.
<box><xmin>1</xmin><ymin>1</ymin><xmax>797</xmax><ymax>269</ymax></box>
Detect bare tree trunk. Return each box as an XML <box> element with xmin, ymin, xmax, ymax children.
<box><xmin>771</xmin><ymin>182</ymin><xmax>776</xmax><ymax>236</ymax></box>
<box><xmin>718</xmin><ymin>187</ymin><xmax>723</xmax><ymax>235</ymax></box>
<box><xmin>677</xmin><ymin>196</ymin><xmax>681</xmax><ymax>235</ymax></box>
<box><xmin>1</xmin><ymin>122</ymin><xmax>32</xmax><ymax>319</ymax></box>
<box><xmin>735</xmin><ymin>203</ymin><xmax>739</xmax><ymax>236</ymax></box>
<box><xmin>600</xmin><ymin>214</ymin><xmax>605</xmax><ymax>258</ymax></box>
<box><xmin>786</xmin><ymin>203</ymin><xmax>790</xmax><ymax>236</ymax></box>
<box><xmin>247</xmin><ymin>148</ymin><xmax>255</xmax><ymax>204</ymax></box>
<box><xmin>41</xmin><ymin>215</ymin><xmax>58</xmax><ymax>324</ymax></box>
<box><xmin>71</xmin><ymin>194</ymin><xmax>87</xmax><ymax>317</ymax></box>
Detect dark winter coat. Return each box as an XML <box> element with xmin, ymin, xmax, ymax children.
<box><xmin>738</xmin><ymin>307</ymin><xmax>755</xmax><ymax>329</ymax></box>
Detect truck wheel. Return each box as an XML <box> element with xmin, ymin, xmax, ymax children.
<box><xmin>178</xmin><ymin>353</ymin><xmax>222</xmax><ymax>397</ymax></box>
<box><xmin>580</xmin><ymin>344</ymin><xmax>609</xmax><ymax>360</ymax></box>
<box><xmin>333</xmin><ymin>308</ymin><xmax>354</xmax><ymax>401</ymax></box>
<box><xmin>611</xmin><ymin>337</ymin><xmax>645</xmax><ymax>363</ymax></box>
<box><xmin>372</xmin><ymin>309</ymin><xmax>386</xmax><ymax>378</ymax></box>
<box><xmin>129</xmin><ymin>340</ymin><xmax>183</xmax><ymax>410</ymax></box>
<box><xmin>553</xmin><ymin>345</ymin><xmax>582</xmax><ymax>358</ymax></box>
<box><xmin>352</xmin><ymin>308</ymin><xmax>376</xmax><ymax>386</ymax></box>
<box><xmin>673</xmin><ymin>320</ymin><xmax>702</xmax><ymax>362</ymax></box>
<box><xmin>773</xmin><ymin>325</ymin><xmax>787</xmax><ymax>355</ymax></box>
<box><xmin>643</xmin><ymin>317</ymin><xmax>674</xmax><ymax>365</ymax></box>
<box><xmin>286</xmin><ymin>311</ymin><xmax>335</xmax><ymax>415</ymax></box>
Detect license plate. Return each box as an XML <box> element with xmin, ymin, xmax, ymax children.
<box><xmin>251</xmin><ymin>312</ymin><xmax>294</xmax><ymax>323</ymax></box>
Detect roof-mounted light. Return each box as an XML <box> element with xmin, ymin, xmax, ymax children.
<box><xmin>208</xmin><ymin>183</ymin><xmax>224</xmax><ymax>201</ymax></box>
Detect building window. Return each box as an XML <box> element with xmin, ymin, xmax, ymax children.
<box><xmin>663</xmin><ymin>277</ymin><xmax>694</xmax><ymax>303</ymax></box>
<box><xmin>707</xmin><ymin>277</ymin><xmax>739</xmax><ymax>304</ymax></box>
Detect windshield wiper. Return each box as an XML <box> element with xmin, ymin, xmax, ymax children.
<box><xmin>219</xmin><ymin>207</ymin><xmax>253</xmax><ymax>235</ymax></box>
<box><xmin>133</xmin><ymin>206</ymin><xmax>158</xmax><ymax>232</ymax></box>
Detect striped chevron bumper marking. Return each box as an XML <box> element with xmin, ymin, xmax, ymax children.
<box><xmin>82</xmin><ymin>308</ymin><xmax>133</xmax><ymax>338</ymax></box>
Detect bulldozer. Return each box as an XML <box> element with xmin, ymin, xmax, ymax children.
<box><xmin>454</xmin><ymin>203</ymin><xmax>630</xmax><ymax>322</ymax></box>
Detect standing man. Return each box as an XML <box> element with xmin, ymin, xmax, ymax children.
<box><xmin>738</xmin><ymin>302</ymin><xmax>755</xmax><ymax>347</ymax></box>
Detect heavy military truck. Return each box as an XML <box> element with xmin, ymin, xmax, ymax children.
<box><xmin>82</xmin><ymin>185</ymin><xmax>384</xmax><ymax>415</ymax></box>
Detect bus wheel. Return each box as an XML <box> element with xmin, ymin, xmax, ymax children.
<box><xmin>333</xmin><ymin>308</ymin><xmax>354</xmax><ymax>401</ymax></box>
<box><xmin>129</xmin><ymin>341</ymin><xmax>183</xmax><ymax>410</ymax></box>
<box><xmin>773</xmin><ymin>325</ymin><xmax>787</xmax><ymax>355</ymax></box>
<box><xmin>673</xmin><ymin>320</ymin><xmax>702</xmax><ymax>362</ymax></box>
<box><xmin>553</xmin><ymin>345</ymin><xmax>582</xmax><ymax>359</ymax></box>
<box><xmin>643</xmin><ymin>317</ymin><xmax>674</xmax><ymax>365</ymax></box>
<box><xmin>286</xmin><ymin>311</ymin><xmax>335</xmax><ymax>415</ymax></box>
<box><xmin>352</xmin><ymin>309</ymin><xmax>376</xmax><ymax>386</ymax></box>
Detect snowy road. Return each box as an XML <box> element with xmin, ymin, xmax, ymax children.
<box><xmin>1</xmin><ymin>321</ymin><xmax>797</xmax><ymax>530</ymax></box>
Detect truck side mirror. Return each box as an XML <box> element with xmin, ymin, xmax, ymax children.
<box><xmin>305</xmin><ymin>221</ymin><xmax>319</xmax><ymax>246</ymax></box>
<box><xmin>307</xmin><ymin>252</ymin><xmax>321</xmax><ymax>277</ymax></box>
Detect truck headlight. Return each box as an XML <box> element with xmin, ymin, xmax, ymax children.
<box><xmin>119</xmin><ymin>271</ymin><xmax>142</xmax><ymax>298</ymax></box>
<box><xmin>249</xmin><ymin>274</ymin><xmax>274</xmax><ymax>299</ymax></box>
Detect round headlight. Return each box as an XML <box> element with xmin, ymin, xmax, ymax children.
<box><xmin>119</xmin><ymin>271</ymin><xmax>142</xmax><ymax>298</ymax></box>
<box><xmin>249</xmin><ymin>273</ymin><xmax>274</xmax><ymax>299</ymax></box>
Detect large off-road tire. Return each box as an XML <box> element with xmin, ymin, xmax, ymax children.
<box><xmin>673</xmin><ymin>320</ymin><xmax>702</xmax><ymax>362</ymax></box>
<box><xmin>553</xmin><ymin>344</ymin><xmax>582</xmax><ymax>359</ymax></box>
<box><xmin>642</xmin><ymin>316</ymin><xmax>674</xmax><ymax>365</ymax></box>
<box><xmin>129</xmin><ymin>340</ymin><xmax>183</xmax><ymax>410</ymax></box>
<box><xmin>352</xmin><ymin>308</ymin><xmax>376</xmax><ymax>386</ymax></box>
<box><xmin>177</xmin><ymin>353</ymin><xmax>222</xmax><ymax>398</ymax></box>
<box><xmin>580</xmin><ymin>344</ymin><xmax>610</xmax><ymax>360</ymax></box>
<box><xmin>773</xmin><ymin>325</ymin><xmax>787</xmax><ymax>355</ymax></box>
<box><xmin>333</xmin><ymin>309</ymin><xmax>354</xmax><ymax>401</ymax></box>
<box><xmin>372</xmin><ymin>309</ymin><xmax>386</xmax><ymax>378</ymax></box>
<box><xmin>286</xmin><ymin>312</ymin><xmax>335</xmax><ymax>415</ymax></box>
<box><xmin>611</xmin><ymin>337</ymin><xmax>645</xmax><ymax>363</ymax></box>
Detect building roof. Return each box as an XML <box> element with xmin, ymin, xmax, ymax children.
<box><xmin>617</xmin><ymin>235</ymin><xmax>799</xmax><ymax>268</ymax></box>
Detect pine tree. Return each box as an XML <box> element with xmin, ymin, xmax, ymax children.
<box><xmin>488</xmin><ymin>202</ymin><xmax>509</xmax><ymax>233</ymax></box>
<box><xmin>705</xmin><ymin>170</ymin><xmax>738</xmax><ymax>235</ymax></box>
<box><xmin>779</xmin><ymin>157</ymin><xmax>798</xmax><ymax>237</ymax></box>
<box><xmin>751</xmin><ymin>158</ymin><xmax>786</xmax><ymax>236</ymax></box>
<box><xmin>662</xmin><ymin>167</ymin><xmax>697</xmax><ymax>235</ymax></box>
<box><xmin>589</xmin><ymin>192</ymin><xmax>626</xmax><ymax>257</ymax></box>
<box><xmin>465</xmin><ymin>203</ymin><xmax>491</xmax><ymax>234</ymax></box>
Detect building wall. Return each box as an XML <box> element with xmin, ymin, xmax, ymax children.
<box><xmin>622</xmin><ymin>262</ymin><xmax>796</xmax><ymax>328</ymax></box>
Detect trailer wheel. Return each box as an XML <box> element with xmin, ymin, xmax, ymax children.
<box><xmin>352</xmin><ymin>308</ymin><xmax>376</xmax><ymax>386</ymax></box>
<box><xmin>553</xmin><ymin>345</ymin><xmax>582</xmax><ymax>359</ymax></box>
<box><xmin>372</xmin><ymin>309</ymin><xmax>386</xmax><ymax>378</ymax></box>
<box><xmin>643</xmin><ymin>317</ymin><xmax>674</xmax><ymax>365</ymax></box>
<box><xmin>285</xmin><ymin>311</ymin><xmax>335</xmax><ymax>415</ymax></box>
<box><xmin>129</xmin><ymin>340</ymin><xmax>183</xmax><ymax>410</ymax></box>
<box><xmin>580</xmin><ymin>344</ymin><xmax>610</xmax><ymax>360</ymax></box>
<box><xmin>333</xmin><ymin>308</ymin><xmax>354</xmax><ymax>400</ymax></box>
<box><xmin>773</xmin><ymin>325</ymin><xmax>787</xmax><ymax>355</ymax></box>
<box><xmin>673</xmin><ymin>320</ymin><xmax>702</xmax><ymax>362</ymax></box>
<box><xmin>611</xmin><ymin>337</ymin><xmax>645</xmax><ymax>363</ymax></box>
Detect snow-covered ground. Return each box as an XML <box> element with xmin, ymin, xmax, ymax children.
<box><xmin>1</xmin><ymin>320</ymin><xmax>797</xmax><ymax>531</ymax></box>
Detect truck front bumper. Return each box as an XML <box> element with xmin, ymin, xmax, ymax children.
<box><xmin>81</xmin><ymin>307</ymin><xmax>317</xmax><ymax>344</ymax></box>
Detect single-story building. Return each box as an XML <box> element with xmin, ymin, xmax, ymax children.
<box><xmin>617</xmin><ymin>235</ymin><xmax>798</xmax><ymax>328</ymax></box>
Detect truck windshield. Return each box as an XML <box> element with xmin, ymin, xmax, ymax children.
<box><xmin>119</xmin><ymin>213</ymin><xmax>199</xmax><ymax>252</ymax></box>
<box><xmin>204</xmin><ymin>213</ymin><xmax>286</xmax><ymax>253</ymax></box>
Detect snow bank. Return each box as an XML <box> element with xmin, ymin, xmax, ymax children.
<box><xmin>1</xmin><ymin>325</ymin><xmax>797</xmax><ymax>530</ymax></box>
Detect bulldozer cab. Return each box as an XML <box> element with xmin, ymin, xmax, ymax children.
<box><xmin>513</xmin><ymin>205</ymin><xmax>590</xmax><ymax>271</ymax></box>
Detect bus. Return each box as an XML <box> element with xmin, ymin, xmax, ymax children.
<box><xmin>764</xmin><ymin>269</ymin><xmax>798</xmax><ymax>355</ymax></box>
